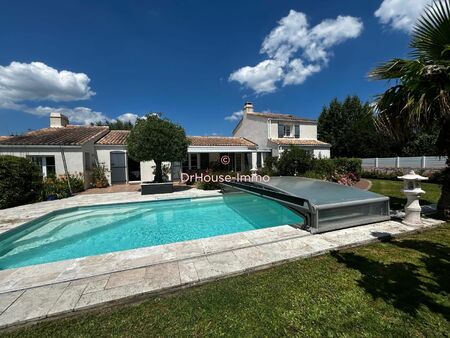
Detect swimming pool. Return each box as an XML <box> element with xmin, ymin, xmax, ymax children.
<box><xmin>0</xmin><ymin>193</ymin><xmax>303</xmax><ymax>269</ymax></box>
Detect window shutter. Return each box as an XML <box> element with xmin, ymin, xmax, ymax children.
<box><xmin>295</xmin><ymin>125</ymin><xmax>300</xmax><ymax>138</ymax></box>
<box><xmin>278</xmin><ymin>124</ymin><xmax>284</xmax><ymax>138</ymax></box>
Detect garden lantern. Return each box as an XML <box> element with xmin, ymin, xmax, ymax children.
<box><xmin>398</xmin><ymin>170</ymin><xmax>428</xmax><ymax>226</ymax></box>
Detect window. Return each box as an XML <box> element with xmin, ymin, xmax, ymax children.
<box><xmin>190</xmin><ymin>153</ymin><xmax>198</xmax><ymax>169</ymax></box>
<box><xmin>28</xmin><ymin>156</ymin><xmax>56</xmax><ymax>177</ymax></box>
<box><xmin>200</xmin><ymin>153</ymin><xmax>209</xmax><ymax>169</ymax></box>
<box><xmin>294</xmin><ymin>125</ymin><xmax>300</xmax><ymax>138</ymax></box>
<box><xmin>283</xmin><ymin>125</ymin><xmax>291</xmax><ymax>137</ymax></box>
<box><xmin>278</xmin><ymin>124</ymin><xmax>292</xmax><ymax>137</ymax></box>
<box><xmin>257</xmin><ymin>153</ymin><xmax>262</xmax><ymax>168</ymax></box>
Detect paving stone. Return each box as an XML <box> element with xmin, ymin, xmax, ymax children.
<box><xmin>83</xmin><ymin>278</ymin><xmax>109</xmax><ymax>294</ymax></box>
<box><xmin>178</xmin><ymin>261</ymin><xmax>199</xmax><ymax>284</ymax></box>
<box><xmin>75</xmin><ymin>282</ymin><xmax>147</xmax><ymax>310</ymax></box>
<box><xmin>48</xmin><ymin>283</ymin><xmax>87</xmax><ymax>315</ymax></box>
<box><xmin>10</xmin><ymin>271</ymin><xmax>63</xmax><ymax>290</ymax></box>
<box><xmin>201</xmin><ymin>233</ymin><xmax>251</xmax><ymax>254</ymax></box>
<box><xmin>70</xmin><ymin>274</ymin><xmax>111</xmax><ymax>286</ymax></box>
<box><xmin>0</xmin><ymin>283</ymin><xmax>69</xmax><ymax>327</ymax></box>
<box><xmin>255</xmin><ymin>241</ymin><xmax>295</xmax><ymax>263</ymax></box>
<box><xmin>232</xmin><ymin>246</ymin><xmax>272</xmax><ymax>270</ymax></box>
<box><xmin>106</xmin><ymin>268</ymin><xmax>146</xmax><ymax>289</ymax></box>
<box><xmin>183</xmin><ymin>257</ymin><xmax>221</xmax><ymax>280</ymax></box>
<box><xmin>144</xmin><ymin>262</ymin><xmax>181</xmax><ymax>291</ymax></box>
<box><xmin>206</xmin><ymin>251</ymin><xmax>245</xmax><ymax>275</ymax></box>
<box><xmin>161</xmin><ymin>241</ymin><xmax>205</xmax><ymax>261</ymax></box>
<box><xmin>0</xmin><ymin>290</ymin><xmax>24</xmax><ymax>314</ymax></box>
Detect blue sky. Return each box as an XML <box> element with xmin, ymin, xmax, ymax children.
<box><xmin>0</xmin><ymin>0</ymin><xmax>432</xmax><ymax>136</ymax></box>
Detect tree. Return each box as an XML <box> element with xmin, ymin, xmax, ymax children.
<box><xmin>92</xmin><ymin>120</ymin><xmax>133</xmax><ymax>130</ymax></box>
<box><xmin>318</xmin><ymin>96</ymin><xmax>389</xmax><ymax>157</ymax></box>
<box><xmin>127</xmin><ymin>115</ymin><xmax>189</xmax><ymax>183</ymax></box>
<box><xmin>277</xmin><ymin>146</ymin><xmax>314</xmax><ymax>176</ymax></box>
<box><xmin>369</xmin><ymin>0</ymin><xmax>450</xmax><ymax>216</ymax></box>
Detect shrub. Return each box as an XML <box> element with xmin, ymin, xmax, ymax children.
<box><xmin>361</xmin><ymin>170</ymin><xmax>404</xmax><ymax>181</ymax></box>
<box><xmin>195</xmin><ymin>180</ymin><xmax>221</xmax><ymax>190</ymax></box>
<box><xmin>312</xmin><ymin>158</ymin><xmax>336</xmax><ymax>178</ymax></box>
<box><xmin>42</xmin><ymin>174</ymin><xmax>85</xmax><ymax>200</ymax></box>
<box><xmin>91</xmin><ymin>163</ymin><xmax>109</xmax><ymax>188</ymax></box>
<box><xmin>0</xmin><ymin>155</ymin><xmax>43</xmax><ymax>209</ymax></box>
<box><xmin>334</xmin><ymin>158</ymin><xmax>362</xmax><ymax>179</ymax></box>
<box><xmin>302</xmin><ymin>170</ymin><xmax>325</xmax><ymax>179</ymax></box>
<box><xmin>262</xmin><ymin>156</ymin><xmax>279</xmax><ymax>176</ymax></box>
<box><xmin>277</xmin><ymin>146</ymin><xmax>314</xmax><ymax>176</ymax></box>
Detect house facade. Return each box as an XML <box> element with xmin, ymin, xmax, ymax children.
<box><xmin>233</xmin><ymin>102</ymin><xmax>331</xmax><ymax>159</ymax></box>
<box><xmin>0</xmin><ymin>103</ymin><xmax>330</xmax><ymax>185</ymax></box>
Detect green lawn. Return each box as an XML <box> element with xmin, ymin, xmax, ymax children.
<box><xmin>2</xmin><ymin>179</ymin><xmax>448</xmax><ymax>337</ymax></box>
<box><xmin>370</xmin><ymin>178</ymin><xmax>442</xmax><ymax>210</ymax></box>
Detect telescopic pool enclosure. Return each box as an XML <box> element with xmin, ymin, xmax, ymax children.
<box><xmin>222</xmin><ymin>177</ymin><xmax>390</xmax><ymax>233</ymax></box>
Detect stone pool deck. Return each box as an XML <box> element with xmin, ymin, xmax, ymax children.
<box><xmin>0</xmin><ymin>189</ymin><xmax>445</xmax><ymax>329</ymax></box>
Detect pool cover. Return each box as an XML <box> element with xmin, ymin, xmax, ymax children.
<box><xmin>222</xmin><ymin>176</ymin><xmax>390</xmax><ymax>233</ymax></box>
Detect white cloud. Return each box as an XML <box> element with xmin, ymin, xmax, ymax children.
<box><xmin>229</xmin><ymin>10</ymin><xmax>363</xmax><ymax>94</ymax></box>
<box><xmin>0</xmin><ymin>61</ymin><xmax>95</xmax><ymax>102</ymax></box>
<box><xmin>116</xmin><ymin>113</ymin><xmax>141</xmax><ymax>124</ymax></box>
<box><xmin>0</xmin><ymin>101</ymin><xmax>108</xmax><ymax>124</ymax></box>
<box><xmin>0</xmin><ymin>61</ymin><xmax>106</xmax><ymax>124</ymax></box>
<box><xmin>229</xmin><ymin>60</ymin><xmax>284</xmax><ymax>94</ymax></box>
<box><xmin>283</xmin><ymin>59</ymin><xmax>321</xmax><ymax>85</ymax></box>
<box><xmin>375</xmin><ymin>0</ymin><xmax>433</xmax><ymax>32</ymax></box>
<box><xmin>224</xmin><ymin>110</ymin><xmax>244</xmax><ymax>121</ymax></box>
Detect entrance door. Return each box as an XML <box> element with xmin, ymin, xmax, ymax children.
<box><xmin>171</xmin><ymin>161</ymin><xmax>181</xmax><ymax>181</ymax></box>
<box><xmin>110</xmin><ymin>152</ymin><xmax>127</xmax><ymax>183</ymax></box>
<box><xmin>127</xmin><ymin>157</ymin><xmax>141</xmax><ymax>181</ymax></box>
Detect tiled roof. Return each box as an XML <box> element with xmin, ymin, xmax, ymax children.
<box><xmin>188</xmin><ymin>136</ymin><xmax>257</xmax><ymax>147</ymax></box>
<box><xmin>96</xmin><ymin>130</ymin><xmax>130</xmax><ymax>145</ymax></box>
<box><xmin>269</xmin><ymin>138</ymin><xmax>331</xmax><ymax>146</ymax></box>
<box><xmin>0</xmin><ymin>126</ymin><xmax>109</xmax><ymax>146</ymax></box>
<box><xmin>0</xmin><ymin>136</ymin><xmax>11</xmax><ymax>141</ymax></box>
<box><xmin>247</xmin><ymin>111</ymin><xmax>316</xmax><ymax>123</ymax></box>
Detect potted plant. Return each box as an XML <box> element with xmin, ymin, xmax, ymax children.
<box><xmin>127</xmin><ymin>114</ymin><xmax>189</xmax><ymax>194</ymax></box>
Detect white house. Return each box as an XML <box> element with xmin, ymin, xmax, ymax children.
<box><xmin>232</xmin><ymin>102</ymin><xmax>331</xmax><ymax>159</ymax></box>
<box><xmin>0</xmin><ymin>103</ymin><xmax>330</xmax><ymax>186</ymax></box>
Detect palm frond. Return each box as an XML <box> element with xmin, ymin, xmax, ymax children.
<box><xmin>411</xmin><ymin>0</ymin><xmax>450</xmax><ymax>61</ymax></box>
<box><xmin>368</xmin><ymin>59</ymin><xmax>422</xmax><ymax>81</ymax></box>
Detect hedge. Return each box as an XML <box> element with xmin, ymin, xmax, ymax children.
<box><xmin>0</xmin><ymin>155</ymin><xmax>43</xmax><ymax>209</ymax></box>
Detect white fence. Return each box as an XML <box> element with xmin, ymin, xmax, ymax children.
<box><xmin>362</xmin><ymin>156</ymin><xmax>447</xmax><ymax>169</ymax></box>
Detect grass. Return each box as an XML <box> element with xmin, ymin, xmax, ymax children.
<box><xmin>369</xmin><ymin>178</ymin><xmax>442</xmax><ymax>210</ymax></box>
<box><xmin>2</xmin><ymin>179</ymin><xmax>448</xmax><ymax>337</ymax></box>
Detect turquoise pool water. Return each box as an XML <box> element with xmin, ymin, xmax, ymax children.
<box><xmin>0</xmin><ymin>193</ymin><xmax>303</xmax><ymax>269</ymax></box>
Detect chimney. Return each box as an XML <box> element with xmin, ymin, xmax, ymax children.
<box><xmin>50</xmin><ymin>112</ymin><xmax>69</xmax><ymax>128</ymax></box>
<box><xmin>243</xmin><ymin>102</ymin><xmax>254</xmax><ymax>115</ymax></box>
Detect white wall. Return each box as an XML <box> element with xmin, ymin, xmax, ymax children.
<box><xmin>277</xmin><ymin>146</ymin><xmax>330</xmax><ymax>159</ymax></box>
<box><xmin>95</xmin><ymin>146</ymin><xmax>172</xmax><ymax>184</ymax></box>
<box><xmin>299</xmin><ymin>124</ymin><xmax>317</xmax><ymax>139</ymax></box>
<box><xmin>0</xmin><ymin>145</ymin><xmax>99</xmax><ymax>189</ymax></box>
<box><xmin>233</xmin><ymin>114</ymin><xmax>273</xmax><ymax>152</ymax></box>
<box><xmin>0</xmin><ymin>146</ymin><xmax>83</xmax><ymax>175</ymax></box>
<box><xmin>313</xmin><ymin>148</ymin><xmax>330</xmax><ymax>159</ymax></box>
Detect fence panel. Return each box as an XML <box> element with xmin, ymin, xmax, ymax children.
<box><xmin>378</xmin><ymin>157</ymin><xmax>397</xmax><ymax>168</ymax></box>
<box><xmin>361</xmin><ymin>156</ymin><xmax>447</xmax><ymax>169</ymax></box>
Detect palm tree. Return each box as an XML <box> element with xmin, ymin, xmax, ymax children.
<box><xmin>369</xmin><ymin>0</ymin><xmax>450</xmax><ymax>218</ymax></box>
